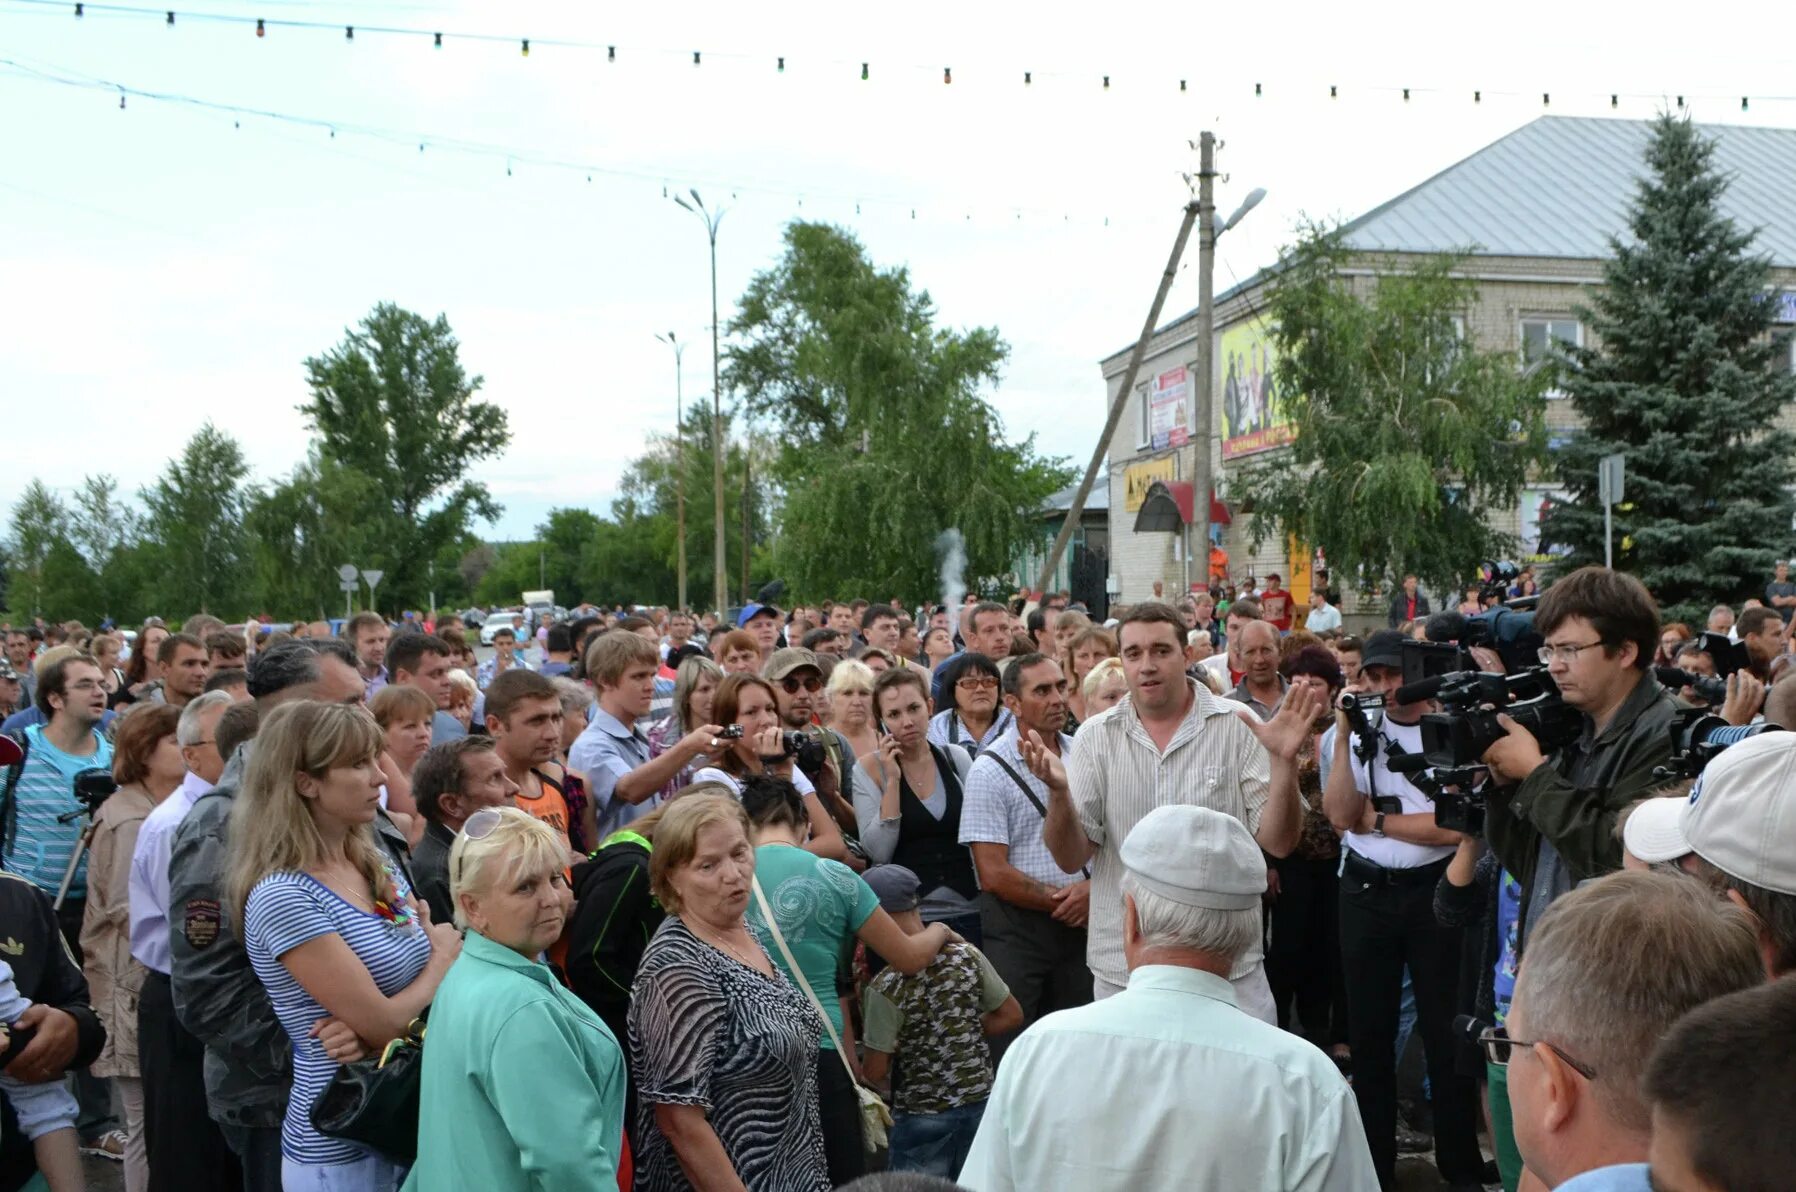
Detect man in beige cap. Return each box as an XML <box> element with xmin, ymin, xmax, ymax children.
<box><xmin>958</xmin><ymin>804</ymin><xmax>1377</xmax><ymax>1192</ymax></box>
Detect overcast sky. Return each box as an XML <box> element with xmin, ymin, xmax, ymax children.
<box><xmin>4</xmin><ymin>0</ymin><xmax>1793</xmax><ymax>543</ymax></box>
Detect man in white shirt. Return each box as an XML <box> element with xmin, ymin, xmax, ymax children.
<box><xmin>959</xmin><ymin>804</ymin><xmax>1377</xmax><ymax>1192</ymax></box>
<box><xmin>1305</xmin><ymin>588</ymin><xmax>1343</xmax><ymax>635</ymax></box>
<box><xmin>1022</xmin><ymin>602</ymin><xmax>1319</xmax><ymax>1021</ymax></box>
<box><xmin>1322</xmin><ymin>629</ymin><xmax>1481</xmax><ymax>1189</ymax></box>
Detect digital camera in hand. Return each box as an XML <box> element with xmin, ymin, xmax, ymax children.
<box><xmin>780</xmin><ymin>730</ymin><xmax>830</xmax><ymax>776</ymax></box>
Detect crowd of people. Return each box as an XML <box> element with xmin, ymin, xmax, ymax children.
<box><xmin>0</xmin><ymin>565</ymin><xmax>1793</xmax><ymax>1191</ymax></box>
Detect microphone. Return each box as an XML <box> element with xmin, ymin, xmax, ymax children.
<box><xmin>1393</xmin><ymin>674</ymin><xmax>1452</xmax><ymax>706</ymax></box>
<box><xmin>1387</xmin><ymin>753</ymin><xmax>1433</xmax><ymax>775</ymax></box>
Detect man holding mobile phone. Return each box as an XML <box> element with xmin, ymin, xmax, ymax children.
<box><xmin>1320</xmin><ymin>629</ymin><xmax>1480</xmax><ymax>1190</ymax></box>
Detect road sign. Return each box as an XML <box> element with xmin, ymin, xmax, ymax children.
<box><xmin>1598</xmin><ymin>454</ymin><xmax>1625</xmax><ymax>506</ymax></box>
<box><xmin>362</xmin><ymin>570</ymin><xmax>385</xmax><ymax>592</ymax></box>
<box><xmin>338</xmin><ymin>580</ymin><xmax>358</xmax><ymax>592</ymax></box>
<box><xmin>338</xmin><ymin>563</ymin><xmax>359</xmax><ymax>584</ymax></box>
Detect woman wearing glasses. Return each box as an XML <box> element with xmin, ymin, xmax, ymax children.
<box><xmin>406</xmin><ymin>806</ymin><xmax>626</xmax><ymax>1190</ymax></box>
<box><xmin>855</xmin><ymin>668</ymin><xmax>980</xmax><ymax>933</ymax></box>
<box><xmin>229</xmin><ymin>701</ymin><xmax>461</xmax><ymax>1192</ymax></box>
<box><xmin>630</xmin><ymin>794</ymin><xmax>831</xmax><ymax>1192</ymax></box>
<box><xmin>689</xmin><ymin>674</ymin><xmax>846</xmax><ymax>860</ymax></box>
<box><xmin>926</xmin><ymin>653</ymin><xmax>1010</xmax><ymax>758</ymax></box>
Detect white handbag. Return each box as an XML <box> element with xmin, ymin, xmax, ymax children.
<box><xmin>751</xmin><ymin>876</ymin><xmax>894</xmax><ymax>1151</ymax></box>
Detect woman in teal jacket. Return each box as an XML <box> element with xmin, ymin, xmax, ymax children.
<box><xmin>404</xmin><ymin>807</ymin><xmax>626</xmax><ymax>1190</ymax></box>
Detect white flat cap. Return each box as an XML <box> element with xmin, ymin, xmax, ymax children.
<box><xmin>1121</xmin><ymin>804</ymin><xmax>1266</xmax><ymax>911</ymax></box>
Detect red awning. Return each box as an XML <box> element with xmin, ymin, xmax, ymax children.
<box><xmin>1132</xmin><ymin>480</ymin><xmax>1231</xmax><ymax>532</ymax></box>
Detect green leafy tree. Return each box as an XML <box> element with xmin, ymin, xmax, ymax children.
<box><xmin>726</xmin><ymin>222</ymin><xmax>1069</xmax><ymax>602</ymax></box>
<box><xmin>138</xmin><ymin>424</ymin><xmax>252</xmax><ymax>616</ymax></box>
<box><xmin>5</xmin><ymin>480</ymin><xmax>70</xmax><ymax>617</ymax></box>
<box><xmin>301</xmin><ymin>303</ymin><xmax>511</xmax><ymax>611</ymax></box>
<box><xmin>1235</xmin><ymin>227</ymin><xmax>1549</xmax><ymax>593</ymax></box>
<box><xmin>1541</xmin><ymin>115</ymin><xmax>1796</xmax><ymax>622</ymax></box>
<box><xmin>245</xmin><ymin>453</ymin><xmax>384</xmax><ymax>618</ymax></box>
<box><xmin>68</xmin><ymin>475</ymin><xmax>142</xmax><ymax>619</ymax></box>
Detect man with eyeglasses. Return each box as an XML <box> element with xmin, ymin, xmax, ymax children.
<box><xmin>764</xmin><ymin>647</ymin><xmax>859</xmax><ymax>840</ymax></box>
<box><xmin>1481</xmin><ymin>566</ymin><xmax>1680</xmax><ymax>969</ymax></box>
<box><xmin>1496</xmin><ymin>870</ymin><xmax>1759</xmax><ymax>1192</ymax></box>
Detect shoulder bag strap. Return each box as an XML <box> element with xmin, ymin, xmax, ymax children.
<box><xmin>986</xmin><ymin>751</ymin><xmax>1090</xmax><ymax>880</ymax></box>
<box><xmin>751</xmin><ymin>876</ymin><xmax>860</xmax><ymax>1089</ymax></box>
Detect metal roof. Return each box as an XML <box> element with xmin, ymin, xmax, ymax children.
<box><xmin>1041</xmin><ymin>480</ymin><xmax>1109</xmax><ymax>515</ymax></box>
<box><xmin>1105</xmin><ymin>115</ymin><xmax>1796</xmax><ymax>366</ymax></box>
<box><xmin>1339</xmin><ymin>115</ymin><xmax>1796</xmax><ymax>263</ymax></box>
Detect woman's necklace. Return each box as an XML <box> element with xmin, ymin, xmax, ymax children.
<box><xmin>687</xmin><ymin>916</ymin><xmax>763</xmax><ymax>970</ymax></box>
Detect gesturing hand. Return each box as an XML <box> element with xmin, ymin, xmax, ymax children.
<box><xmin>1018</xmin><ymin>729</ymin><xmax>1068</xmax><ymax>791</ymax></box>
<box><xmin>1238</xmin><ymin>681</ymin><xmax>1325</xmax><ymax>761</ymax></box>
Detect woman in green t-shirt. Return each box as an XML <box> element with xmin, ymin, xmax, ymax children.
<box><xmin>738</xmin><ymin>774</ymin><xmax>955</xmax><ymax>1187</ymax></box>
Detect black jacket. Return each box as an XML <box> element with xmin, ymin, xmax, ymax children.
<box><xmin>564</xmin><ymin>835</ymin><xmax>662</xmax><ymax>1046</ymax></box>
<box><xmin>1387</xmin><ymin>590</ymin><xmax>1432</xmax><ymax>628</ymax></box>
<box><xmin>0</xmin><ymin>870</ymin><xmax>106</xmax><ymax>1192</ymax></box>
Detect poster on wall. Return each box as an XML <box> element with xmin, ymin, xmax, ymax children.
<box><xmin>1150</xmin><ymin>366</ymin><xmax>1190</xmax><ymax>450</ymax></box>
<box><xmin>1123</xmin><ymin>456</ymin><xmax>1178</xmax><ymax>512</ymax></box>
<box><xmin>1219</xmin><ymin>318</ymin><xmax>1297</xmax><ymax>460</ymax></box>
<box><xmin>1519</xmin><ymin>488</ymin><xmax>1573</xmax><ymax>566</ymax></box>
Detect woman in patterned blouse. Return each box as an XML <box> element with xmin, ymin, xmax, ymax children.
<box><xmin>628</xmin><ymin>794</ymin><xmax>831</xmax><ymax>1191</ymax></box>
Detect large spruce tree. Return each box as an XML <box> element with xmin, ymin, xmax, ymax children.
<box><xmin>1542</xmin><ymin>115</ymin><xmax>1796</xmax><ymax>623</ymax></box>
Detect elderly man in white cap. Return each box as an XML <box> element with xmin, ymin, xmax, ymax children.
<box><xmin>958</xmin><ymin>804</ymin><xmax>1377</xmax><ymax>1192</ymax></box>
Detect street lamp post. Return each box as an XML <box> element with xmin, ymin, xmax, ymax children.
<box><xmin>656</xmin><ymin>331</ymin><xmax>689</xmax><ymax>612</ymax></box>
<box><xmin>673</xmin><ymin>189</ymin><xmax>729</xmax><ymax>618</ymax></box>
<box><xmin>1189</xmin><ymin>130</ymin><xmax>1265</xmax><ymax>594</ymax></box>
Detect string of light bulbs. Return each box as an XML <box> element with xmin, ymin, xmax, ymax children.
<box><xmin>0</xmin><ymin>53</ymin><xmax>1161</xmax><ymax>229</ymax></box>
<box><xmin>9</xmin><ymin>0</ymin><xmax>1796</xmax><ymax>112</ymax></box>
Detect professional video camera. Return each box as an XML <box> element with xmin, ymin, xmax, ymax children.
<box><xmin>1401</xmin><ymin>565</ymin><xmax>1544</xmax><ymax>685</ymax></box>
<box><xmin>1401</xmin><ymin>667</ymin><xmax>1583</xmax><ymax>771</ymax></box>
<box><xmin>1653</xmin><ymin>709</ymin><xmax>1784</xmax><ymax>781</ymax></box>
<box><xmin>1655</xmin><ymin>666</ymin><xmax>1728</xmax><ymax>707</ymax></box>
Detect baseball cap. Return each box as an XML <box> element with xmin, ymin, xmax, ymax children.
<box><xmin>1120</xmin><ymin>804</ymin><xmax>1266</xmax><ymax>910</ymax></box>
<box><xmin>737</xmin><ymin>602</ymin><xmax>780</xmax><ymax>628</ymax></box>
<box><xmin>1682</xmin><ymin>730</ymin><xmax>1796</xmax><ymax>895</ymax></box>
<box><xmin>1360</xmin><ymin>629</ymin><xmax>1407</xmax><ymax>671</ymax></box>
<box><xmin>762</xmin><ymin>647</ymin><xmax>821</xmax><ymax>683</ymax></box>
<box><xmin>1621</xmin><ymin>796</ymin><xmax>1692</xmax><ymax>864</ymax></box>
<box><xmin>862</xmin><ymin>864</ymin><xmax>921</xmax><ymax>913</ymax></box>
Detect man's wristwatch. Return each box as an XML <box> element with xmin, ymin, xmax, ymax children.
<box><xmin>1373</xmin><ymin>812</ymin><xmax>1387</xmax><ymax>837</ymax></box>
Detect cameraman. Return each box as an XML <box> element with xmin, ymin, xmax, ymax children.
<box><xmin>763</xmin><ymin>648</ymin><xmax>859</xmax><ymax>842</ymax></box>
<box><xmin>1481</xmin><ymin>566</ymin><xmax>1678</xmax><ymax>960</ymax></box>
<box><xmin>1323</xmin><ymin>630</ymin><xmax>1484</xmax><ymax>1189</ymax></box>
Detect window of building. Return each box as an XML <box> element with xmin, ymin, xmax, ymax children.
<box><xmin>1135</xmin><ymin>382</ymin><xmax>1151</xmax><ymax>448</ymax></box>
<box><xmin>1520</xmin><ymin>317</ymin><xmax>1582</xmax><ymax>397</ymax></box>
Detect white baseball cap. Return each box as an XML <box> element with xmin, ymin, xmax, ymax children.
<box><xmin>1681</xmin><ymin>731</ymin><xmax>1796</xmax><ymax>895</ymax></box>
<box><xmin>1622</xmin><ymin>796</ymin><xmax>1692</xmax><ymax>864</ymax></box>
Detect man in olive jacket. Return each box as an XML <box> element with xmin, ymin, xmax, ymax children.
<box><xmin>1481</xmin><ymin>567</ymin><xmax>1679</xmax><ymax>959</ymax></box>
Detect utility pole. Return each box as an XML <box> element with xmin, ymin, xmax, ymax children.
<box><xmin>1033</xmin><ymin>201</ymin><xmax>1202</xmax><ymax>596</ymax></box>
<box><xmin>673</xmin><ymin>190</ymin><xmax>729</xmax><ymax>617</ymax></box>
<box><xmin>741</xmin><ymin>427</ymin><xmax>752</xmax><ymax>604</ymax></box>
<box><xmin>657</xmin><ymin>332</ymin><xmax>689</xmax><ymax>611</ymax></box>
<box><xmin>1190</xmin><ymin>132</ymin><xmax>1218</xmax><ymax>595</ymax></box>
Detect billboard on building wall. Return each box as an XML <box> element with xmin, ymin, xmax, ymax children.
<box><xmin>1219</xmin><ymin>318</ymin><xmax>1297</xmax><ymax>460</ymax></box>
<box><xmin>1519</xmin><ymin>487</ymin><xmax>1573</xmax><ymax>565</ymax></box>
<box><xmin>1150</xmin><ymin>366</ymin><xmax>1190</xmax><ymax>451</ymax></box>
<box><xmin>1123</xmin><ymin>456</ymin><xmax>1178</xmax><ymax>512</ymax></box>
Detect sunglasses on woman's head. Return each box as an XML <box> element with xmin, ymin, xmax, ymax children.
<box><xmin>453</xmin><ymin>806</ymin><xmax>506</xmax><ymax>888</ymax></box>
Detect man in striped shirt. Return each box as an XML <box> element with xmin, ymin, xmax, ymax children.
<box><xmin>1020</xmin><ymin>601</ymin><xmax>1321</xmax><ymax>1024</ymax></box>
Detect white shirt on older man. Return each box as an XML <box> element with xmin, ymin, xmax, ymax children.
<box><xmin>958</xmin><ymin>964</ymin><xmax>1378</xmax><ymax>1192</ymax></box>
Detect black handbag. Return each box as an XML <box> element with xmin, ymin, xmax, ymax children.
<box><xmin>309</xmin><ymin>1018</ymin><xmax>426</xmax><ymax>1165</ymax></box>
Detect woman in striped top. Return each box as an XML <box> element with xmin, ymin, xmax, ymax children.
<box><xmin>229</xmin><ymin>701</ymin><xmax>462</xmax><ymax>1192</ymax></box>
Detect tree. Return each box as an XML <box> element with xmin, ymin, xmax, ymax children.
<box><xmin>6</xmin><ymin>480</ymin><xmax>69</xmax><ymax>618</ymax></box>
<box><xmin>301</xmin><ymin>303</ymin><xmax>511</xmax><ymax>611</ymax></box>
<box><xmin>1234</xmin><ymin>227</ymin><xmax>1550</xmax><ymax>593</ymax></box>
<box><xmin>1541</xmin><ymin>115</ymin><xmax>1796</xmax><ymax>622</ymax></box>
<box><xmin>726</xmin><ymin>222</ymin><xmax>1069</xmax><ymax>601</ymax></box>
<box><xmin>68</xmin><ymin>475</ymin><xmax>141</xmax><ymax>618</ymax></box>
<box><xmin>245</xmin><ymin>452</ymin><xmax>384</xmax><ymax>619</ymax></box>
<box><xmin>138</xmin><ymin>424</ymin><xmax>252</xmax><ymax>616</ymax></box>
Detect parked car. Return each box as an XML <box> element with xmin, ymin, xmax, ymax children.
<box><xmin>459</xmin><ymin>607</ymin><xmax>489</xmax><ymax>628</ymax></box>
<box><xmin>480</xmin><ymin>610</ymin><xmax>527</xmax><ymax>645</ymax></box>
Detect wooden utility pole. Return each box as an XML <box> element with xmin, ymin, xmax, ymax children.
<box><xmin>1189</xmin><ymin>131</ymin><xmax>1218</xmax><ymax>594</ymax></box>
<box><xmin>1032</xmin><ymin>198</ymin><xmax>1202</xmax><ymax>597</ymax></box>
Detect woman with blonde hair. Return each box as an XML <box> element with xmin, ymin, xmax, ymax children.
<box><xmin>1064</xmin><ymin>625</ymin><xmax>1118</xmax><ymax>727</ymax></box>
<box><xmin>646</xmin><ymin>653</ymin><xmax>724</xmax><ymax>802</ymax></box>
<box><xmin>1080</xmin><ymin>657</ymin><xmax>1131</xmax><ymax>722</ymax></box>
<box><xmin>404</xmin><ymin>807</ymin><xmax>625</xmax><ymax>1190</ymax></box>
<box><xmin>629</xmin><ymin>793</ymin><xmax>830</xmax><ymax>1191</ymax></box>
<box><xmin>91</xmin><ymin>632</ymin><xmax>127</xmax><ymax>704</ymax></box>
<box><xmin>823</xmin><ymin>658</ymin><xmax>879</xmax><ymax>770</ymax></box>
<box><xmin>230</xmin><ymin>701</ymin><xmax>460</xmax><ymax>1192</ymax></box>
